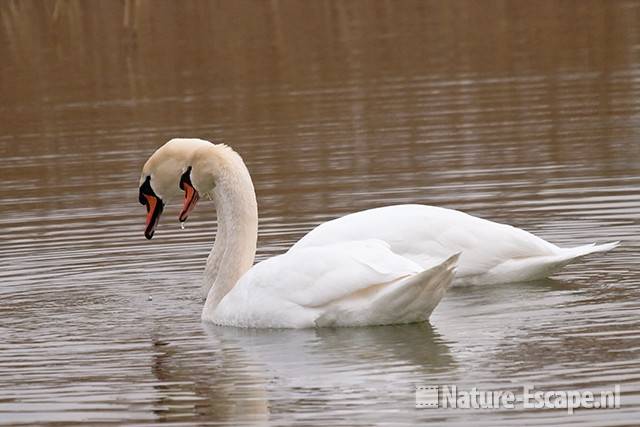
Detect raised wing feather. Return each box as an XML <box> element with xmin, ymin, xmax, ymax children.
<box><xmin>245</xmin><ymin>239</ymin><xmax>422</xmax><ymax>308</ymax></box>
<box><xmin>211</xmin><ymin>239</ymin><xmax>455</xmax><ymax>328</ymax></box>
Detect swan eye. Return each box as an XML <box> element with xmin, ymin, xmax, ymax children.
<box><xmin>179</xmin><ymin>166</ymin><xmax>193</xmax><ymax>191</ymax></box>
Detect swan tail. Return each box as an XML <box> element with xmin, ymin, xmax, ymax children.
<box><xmin>488</xmin><ymin>241</ymin><xmax>620</xmax><ymax>283</ymax></box>
<box><xmin>557</xmin><ymin>241</ymin><xmax>620</xmax><ymax>259</ymax></box>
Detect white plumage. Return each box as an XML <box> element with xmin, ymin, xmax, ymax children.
<box><xmin>208</xmin><ymin>241</ymin><xmax>458</xmax><ymax>328</ymax></box>
<box><xmin>292</xmin><ymin>204</ymin><xmax>618</xmax><ymax>285</ymax></box>
<box><xmin>140</xmin><ymin>138</ymin><xmax>618</xmax><ymax>328</ymax></box>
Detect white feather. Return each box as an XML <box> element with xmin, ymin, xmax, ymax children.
<box><xmin>291</xmin><ymin>205</ymin><xmax>619</xmax><ymax>285</ymax></box>
<box><xmin>207</xmin><ymin>242</ymin><xmax>458</xmax><ymax>328</ymax></box>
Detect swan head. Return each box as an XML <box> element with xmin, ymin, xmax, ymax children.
<box><xmin>139</xmin><ymin>138</ymin><xmax>213</xmax><ymax>239</ymax></box>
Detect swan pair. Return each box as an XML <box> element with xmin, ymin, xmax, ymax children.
<box><xmin>139</xmin><ymin>138</ymin><xmax>618</xmax><ymax>328</ymax></box>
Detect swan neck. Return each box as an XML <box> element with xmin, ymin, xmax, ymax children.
<box><xmin>203</xmin><ymin>158</ymin><xmax>258</xmax><ymax>311</ymax></box>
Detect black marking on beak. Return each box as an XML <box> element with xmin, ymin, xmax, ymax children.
<box><xmin>178</xmin><ymin>166</ymin><xmax>199</xmax><ymax>223</ymax></box>
<box><xmin>179</xmin><ymin>166</ymin><xmax>193</xmax><ymax>190</ymax></box>
<box><xmin>139</xmin><ymin>176</ymin><xmax>154</xmax><ymax>206</ymax></box>
<box><xmin>139</xmin><ymin>176</ymin><xmax>164</xmax><ymax>239</ymax></box>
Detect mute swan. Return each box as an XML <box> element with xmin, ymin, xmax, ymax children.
<box><xmin>139</xmin><ymin>138</ymin><xmax>458</xmax><ymax>328</ymax></box>
<box><xmin>292</xmin><ymin>206</ymin><xmax>619</xmax><ymax>285</ymax></box>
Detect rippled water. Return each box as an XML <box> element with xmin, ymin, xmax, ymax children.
<box><xmin>1</xmin><ymin>1</ymin><xmax>640</xmax><ymax>425</ymax></box>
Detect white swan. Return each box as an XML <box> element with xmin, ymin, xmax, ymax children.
<box><xmin>292</xmin><ymin>205</ymin><xmax>619</xmax><ymax>285</ymax></box>
<box><xmin>139</xmin><ymin>138</ymin><xmax>458</xmax><ymax>328</ymax></box>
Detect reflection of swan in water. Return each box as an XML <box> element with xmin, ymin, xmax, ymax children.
<box><xmin>202</xmin><ymin>323</ymin><xmax>456</xmax><ymax>394</ymax></box>
<box><xmin>145</xmin><ymin>324</ymin><xmax>454</xmax><ymax>424</ymax></box>
<box><xmin>148</xmin><ymin>333</ymin><xmax>269</xmax><ymax>424</ymax></box>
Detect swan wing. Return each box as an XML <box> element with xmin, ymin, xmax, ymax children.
<box><xmin>291</xmin><ymin>205</ymin><xmax>555</xmax><ymax>273</ymax></box>
<box><xmin>209</xmin><ymin>240</ymin><xmax>457</xmax><ymax>328</ymax></box>
<box><xmin>255</xmin><ymin>240</ymin><xmax>421</xmax><ymax>307</ymax></box>
<box><xmin>290</xmin><ymin>204</ymin><xmax>617</xmax><ymax>284</ymax></box>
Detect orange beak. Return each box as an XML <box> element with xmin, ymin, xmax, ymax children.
<box><xmin>179</xmin><ymin>180</ymin><xmax>199</xmax><ymax>223</ymax></box>
<box><xmin>139</xmin><ymin>176</ymin><xmax>164</xmax><ymax>240</ymax></box>
<box><xmin>141</xmin><ymin>193</ymin><xmax>164</xmax><ymax>240</ymax></box>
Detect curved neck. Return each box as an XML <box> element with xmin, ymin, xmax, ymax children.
<box><xmin>201</xmin><ymin>151</ymin><xmax>258</xmax><ymax>312</ymax></box>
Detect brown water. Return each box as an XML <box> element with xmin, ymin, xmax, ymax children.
<box><xmin>1</xmin><ymin>1</ymin><xmax>640</xmax><ymax>425</ymax></box>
